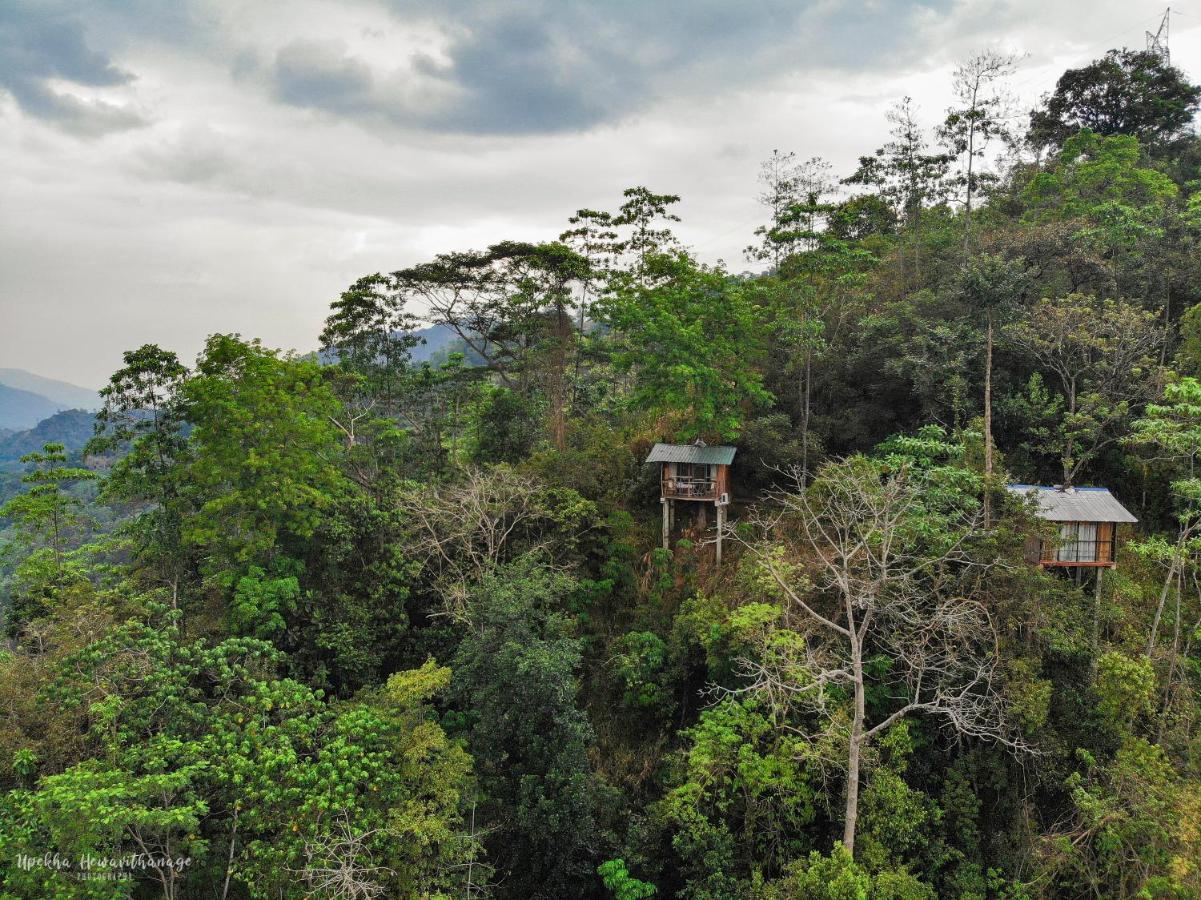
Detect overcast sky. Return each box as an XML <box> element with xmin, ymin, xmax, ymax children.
<box><xmin>1</xmin><ymin>0</ymin><xmax>1198</xmax><ymax>389</ymax></box>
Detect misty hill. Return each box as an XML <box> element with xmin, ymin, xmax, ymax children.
<box><xmin>0</xmin><ymin>369</ymin><xmax>99</xmax><ymax>431</ymax></box>
<box><xmin>0</xmin><ymin>383</ymin><xmax>64</xmax><ymax>431</ymax></box>
<box><xmin>0</xmin><ymin>369</ymin><xmax>98</xmax><ymax>410</ymax></box>
<box><xmin>408</xmin><ymin>324</ymin><xmax>487</xmax><ymax>366</ymax></box>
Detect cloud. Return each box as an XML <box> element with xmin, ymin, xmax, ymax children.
<box><xmin>256</xmin><ymin>0</ymin><xmax>959</xmax><ymax>135</ymax></box>
<box><xmin>0</xmin><ymin>2</ymin><xmax>148</xmax><ymax>135</ymax></box>
<box><xmin>271</xmin><ymin>39</ymin><xmax>376</xmax><ymax>112</ymax></box>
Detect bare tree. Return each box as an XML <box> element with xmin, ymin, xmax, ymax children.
<box><xmin>726</xmin><ymin>457</ymin><xmax>1026</xmax><ymax>855</ymax></box>
<box><xmin>396</xmin><ymin>466</ymin><xmax>596</xmax><ymax>623</ymax></box>
<box><xmin>290</xmin><ymin>816</ymin><xmax>393</xmax><ymax>900</ymax></box>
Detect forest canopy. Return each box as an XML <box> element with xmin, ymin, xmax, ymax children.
<box><xmin>2</xmin><ymin>41</ymin><xmax>1201</xmax><ymax>900</ymax></box>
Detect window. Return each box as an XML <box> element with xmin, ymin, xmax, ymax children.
<box><xmin>1057</xmin><ymin>522</ymin><xmax>1095</xmax><ymax>562</ymax></box>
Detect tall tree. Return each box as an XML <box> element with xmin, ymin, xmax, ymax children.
<box><xmin>0</xmin><ymin>443</ymin><xmax>95</xmax><ymax>573</ymax></box>
<box><xmin>939</xmin><ymin>50</ymin><xmax>1019</xmax><ymax>247</ymax></box>
<box><xmin>953</xmin><ymin>254</ymin><xmax>1031</xmax><ymax>521</ymax></box>
<box><xmin>88</xmin><ymin>344</ymin><xmax>191</xmax><ymax>596</ymax></box>
<box><xmin>731</xmin><ymin>453</ymin><xmax>1023</xmax><ymax>856</ymax></box>
<box><xmin>1029</xmin><ymin>48</ymin><xmax>1201</xmax><ymax>152</ymax></box>
<box><xmin>845</xmin><ymin>97</ymin><xmax>950</xmax><ymax>287</ymax></box>
<box><xmin>746</xmin><ymin>152</ymin><xmax>836</xmax><ymax>267</ymax></box>
<box><xmin>452</xmin><ymin>560</ymin><xmax>597</xmax><ymax>899</ymax></box>
<box><xmin>597</xmin><ymin>252</ymin><xmax>772</xmax><ymax>440</ymax></box>
<box><xmin>394</xmin><ymin>241</ymin><xmax>590</xmax><ymax>450</ymax></box>
<box><xmin>613</xmin><ymin>186</ymin><xmax>681</xmax><ymax>279</ymax></box>
<box><xmin>177</xmin><ymin>335</ymin><xmax>348</xmax><ymax>579</ymax></box>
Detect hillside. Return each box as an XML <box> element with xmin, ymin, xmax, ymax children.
<box><xmin>0</xmin><ymin>408</ymin><xmax>96</xmax><ymax>464</ymax></box>
<box><xmin>0</xmin><ymin>369</ymin><xmax>98</xmax><ymax>431</ymax></box>
<box><xmin>2</xmin><ymin>39</ymin><xmax>1201</xmax><ymax>900</ymax></box>
<box><xmin>0</xmin><ymin>369</ymin><xmax>98</xmax><ymax>411</ymax></box>
<box><xmin>0</xmin><ymin>383</ymin><xmax>63</xmax><ymax>431</ymax></box>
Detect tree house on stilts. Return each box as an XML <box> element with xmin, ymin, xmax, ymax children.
<box><xmin>646</xmin><ymin>441</ymin><xmax>736</xmax><ymax>564</ymax></box>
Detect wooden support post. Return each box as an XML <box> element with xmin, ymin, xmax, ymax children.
<box><xmin>668</xmin><ymin>498</ymin><xmax>675</xmax><ymax>530</ymax></box>
<box><xmin>698</xmin><ymin>503</ymin><xmax>708</xmax><ymax>528</ymax></box>
<box><xmin>662</xmin><ymin>499</ymin><xmax>670</xmax><ymax>551</ymax></box>
<box><xmin>715</xmin><ymin>503</ymin><xmax>724</xmax><ymax>567</ymax></box>
<box><xmin>1091</xmin><ymin>567</ymin><xmax>1104</xmax><ymax>671</ymax></box>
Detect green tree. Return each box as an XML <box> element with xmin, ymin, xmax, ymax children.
<box><xmin>597</xmin><ymin>252</ymin><xmax>771</xmax><ymax>440</ymax></box>
<box><xmin>177</xmin><ymin>334</ymin><xmax>348</xmax><ymax>576</ymax></box>
<box><xmin>394</xmin><ymin>240</ymin><xmax>590</xmax><ymax>450</ymax></box>
<box><xmin>452</xmin><ymin>560</ymin><xmax>597</xmax><ymax>899</ymax></box>
<box><xmin>88</xmin><ymin>344</ymin><xmax>191</xmax><ymax>597</ymax></box>
<box><xmin>1029</xmin><ymin>49</ymin><xmax>1201</xmax><ymax>151</ymax></box>
<box><xmin>845</xmin><ymin>97</ymin><xmax>950</xmax><ymax>288</ymax></box>
<box><xmin>732</xmin><ymin>453</ymin><xmax>1023</xmax><ymax>856</ymax></box>
<box><xmin>1005</xmin><ymin>293</ymin><xmax>1161</xmax><ymax>486</ymax></box>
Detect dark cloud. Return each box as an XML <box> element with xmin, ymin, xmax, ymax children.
<box><xmin>0</xmin><ymin>2</ymin><xmax>148</xmax><ymax>135</ymax></box>
<box><xmin>271</xmin><ymin>40</ymin><xmax>376</xmax><ymax>113</ymax></box>
<box><xmin>259</xmin><ymin>0</ymin><xmax>955</xmax><ymax>135</ymax></box>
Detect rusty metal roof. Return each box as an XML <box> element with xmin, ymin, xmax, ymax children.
<box><xmin>645</xmin><ymin>443</ymin><xmax>737</xmax><ymax>465</ymax></box>
<box><xmin>1005</xmin><ymin>485</ymin><xmax>1138</xmax><ymax>523</ymax></box>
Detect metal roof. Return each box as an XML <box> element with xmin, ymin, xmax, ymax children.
<box><xmin>1005</xmin><ymin>485</ymin><xmax>1138</xmax><ymax>523</ymax></box>
<box><xmin>645</xmin><ymin>443</ymin><xmax>737</xmax><ymax>465</ymax></box>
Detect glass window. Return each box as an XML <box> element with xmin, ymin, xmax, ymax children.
<box><xmin>1057</xmin><ymin>522</ymin><xmax>1098</xmax><ymax>563</ymax></box>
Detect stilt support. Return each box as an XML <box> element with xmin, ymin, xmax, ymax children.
<box><xmin>715</xmin><ymin>503</ymin><xmax>725</xmax><ymax>567</ymax></box>
<box><xmin>662</xmin><ymin>498</ymin><xmax>670</xmax><ymax>551</ymax></box>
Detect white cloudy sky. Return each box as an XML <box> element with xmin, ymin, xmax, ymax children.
<box><xmin>1</xmin><ymin>0</ymin><xmax>1198</xmax><ymax>388</ymax></box>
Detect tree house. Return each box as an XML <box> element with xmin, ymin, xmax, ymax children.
<box><xmin>646</xmin><ymin>441</ymin><xmax>735</xmax><ymax>563</ymax></box>
<box><xmin>1006</xmin><ymin>484</ymin><xmax>1137</xmax><ymax>567</ymax></box>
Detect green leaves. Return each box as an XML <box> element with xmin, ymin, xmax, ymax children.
<box><xmin>597</xmin><ymin>252</ymin><xmax>772</xmax><ymax>440</ymax></box>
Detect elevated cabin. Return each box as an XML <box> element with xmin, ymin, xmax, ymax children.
<box><xmin>646</xmin><ymin>442</ymin><xmax>736</xmax><ymax>562</ymax></box>
<box><xmin>1006</xmin><ymin>485</ymin><xmax>1138</xmax><ymax>568</ymax></box>
<box><xmin>647</xmin><ymin>442</ymin><xmax>735</xmax><ymax>504</ymax></box>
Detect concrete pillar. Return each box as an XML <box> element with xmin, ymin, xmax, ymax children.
<box><xmin>662</xmin><ymin>499</ymin><xmax>670</xmax><ymax>551</ymax></box>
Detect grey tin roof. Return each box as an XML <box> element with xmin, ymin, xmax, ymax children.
<box><xmin>645</xmin><ymin>443</ymin><xmax>737</xmax><ymax>465</ymax></box>
<box><xmin>1005</xmin><ymin>485</ymin><xmax>1138</xmax><ymax>523</ymax></box>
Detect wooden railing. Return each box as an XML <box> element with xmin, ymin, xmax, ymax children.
<box><xmin>662</xmin><ymin>476</ymin><xmax>717</xmax><ymax>500</ymax></box>
<box><xmin>1040</xmin><ymin>539</ymin><xmax>1116</xmax><ymax>566</ymax></box>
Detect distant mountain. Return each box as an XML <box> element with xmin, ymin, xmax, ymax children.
<box><xmin>407</xmin><ymin>324</ymin><xmax>487</xmax><ymax>366</ymax></box>
<box><xmin>0</xmin><ymin>383</ymin><xmax>64</xmax><ymax>431</ymax></box>
<box><xmin>0</xmin><ymin>409</ymin><xmax>97</xmax><ymax>465</ymax></box>
<box><xmin>0</xmin><ymin>368</ymin><xmax>99</xmax><ymax>411</ymax></box>
<box><xmin>0</xmin><ymin>369</ymin><xmax>99</xmax><ymax>431</ymax></box>
<box><xmin>319</xmin><ymin>325</ymin><xmax>487</xmax><ymax>368</ymax></box>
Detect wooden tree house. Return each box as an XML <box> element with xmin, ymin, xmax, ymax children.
<box><xmin>1006</xmin><ymin>484</ymin><xmax>1138</xmax><ymax>568</ymax></box>
<box><xmin>646</xmin><ymin>441</ymin><xmax>736</xmax><ymax>563</ymax></box>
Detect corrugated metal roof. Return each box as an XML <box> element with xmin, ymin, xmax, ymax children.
<box><xmin>1005</xmin><ymin>484</ymin><xmax>1138</xmax><ymax>523</ymax></box>
<box><xmin>645</xmin><ymin>443</ymin><xmax>737</xmax><ymax>465</ymax></box>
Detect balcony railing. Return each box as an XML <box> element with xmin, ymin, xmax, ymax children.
<box><xmin>662</xmin><ymin>476</ymin><xmax>717</xmax><ymax>500</ymax></box>
<box><xmin>1040</xmin><ymin>539</ymin><xmax>1116</xmax><ymax>566</ymax></box>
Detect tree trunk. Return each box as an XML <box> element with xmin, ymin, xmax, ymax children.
<box><xmin>1147</xmin><ymin>552</ymin><xmax>1180</xmax><ymax>655</ymax></box>
<box><xmin>547</xmin><ymin>301</ymin><xmax>570</xmax><ymax>450</ymax></box>
<box><xmin>983</xmin><ymin>310</ymin><xmax>993</xmax><ymax>526</ymax></box>
<box><xmin>843</xmin><ymin>673</ymin><xmax>865</xmax><ymax>855</ymax></box>
<box><xmin>800</xmin><ymin>340</ymin><xmax>813</xmax><ymax>485</ymax></box>
<box><xmin>1090</xmin><ymin>567</ymin><xmax>1104</xmax><ymax>673</ymax></box>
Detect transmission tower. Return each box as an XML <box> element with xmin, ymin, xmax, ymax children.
<box><xmin>1146</xmin><ymin>7</ymin><xmax>1170</xmax><ymax>66</ymax></box>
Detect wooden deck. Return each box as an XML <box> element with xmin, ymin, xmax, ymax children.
<box><xmin>662</xmin><ymin>476</ymin><xmax>718</xmax><ymax>501</ymax></box>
